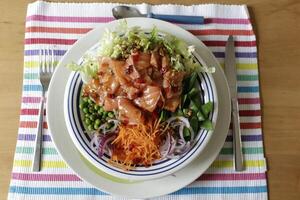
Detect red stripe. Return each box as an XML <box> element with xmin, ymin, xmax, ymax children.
<box><xmin>238</xmin><ymin>98</ymin><xmax>260</xmax><ymax>104</ymax></box>
<box><xmin>26</xmin><ymin>26</ymin><xmax>92</xmax><ymax>34</ymax></box>
<box><xmin>20</xmin><ymin>109</ymin><xmax>46</xmax><ymax>116</ymax></box>
<box><xmin>240</xmin><ymin>122</ymin><xmax>261</xmax><ymax>129</ymax></box>
<box><xmin>230</xmin><ymin>122</ymin><xmax>261</xmax><ymax>129</ymax></box>
<box><xmin>197</xmin><ymin>173</ymin><xmax>266</xmax><ymax>181</ymax></box>
<box><xmin>189</xmin><ymin>29</ymin><xmax>254</xmax><ymax>36</ymax></box>
<box><xmin>25</xmin><ymin>38</ymin><xmax>256</xmax><ymax>47</ymax></box>
<box><xmin>203</xmin><ymin>40</ymin><xmax>256</xmax><ymax>47</ymax></box>
<box><xmin>239</xmin><ymin>110</ymin><xmax>261</xmax><ymax>116</ymax></box>
<box><xmin>19</xmin><ymin>121</ymin><xmax>48</xmax><ymax>129</ymax></box>
<box><xmin>25</xmin><ymin>38</ymin><xmax>77</xmax><ymax>45</ymax></box>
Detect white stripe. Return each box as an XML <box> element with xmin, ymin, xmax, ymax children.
<box><xmin>223</xmin><ymin>141</ymin><xmax>264</xmax><ymax>148</ymax></box>
<box><xmin>190</xmin><ymin>179</ymin><xmax>266</xmax><ymax>187</ymax></box>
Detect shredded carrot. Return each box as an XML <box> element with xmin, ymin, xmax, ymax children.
<box><xmin>109</xmin><ymin>119</ymin><xmax>162</xmax><ymax>170</ymax></box>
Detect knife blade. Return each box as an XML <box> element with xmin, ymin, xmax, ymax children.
<box><xmin>225</xmin><ymin>35</ymin><xmax>244</xmax><ymax>171</ymax></box>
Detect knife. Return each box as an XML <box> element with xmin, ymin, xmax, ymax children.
<box><xmin>225</xmin><ymin>35</ymin><xmax>244</xmax><ymax>171</ymax></box>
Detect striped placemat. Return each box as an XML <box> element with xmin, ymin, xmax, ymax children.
<box><xmin>8</xmin><ymin>1</ymin><xmax>267</xmax><ymax>199</ymax></box>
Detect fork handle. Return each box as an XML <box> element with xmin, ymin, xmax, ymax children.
<box><xmin>32</xmin><ymin>96</ymin><xmax>44</xmax><ymax>172</ymax></box>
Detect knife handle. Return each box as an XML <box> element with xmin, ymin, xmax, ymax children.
<box><xmin>231</xmin><ymin>98</ymin><xmax>244</xmax><ymax>171</ymax></box>
<box><xmin>148</xmin><ymin>13</ymin><xmax>204</xmax><ymax>24</ymax></box>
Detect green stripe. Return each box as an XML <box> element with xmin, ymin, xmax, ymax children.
<box><xmin>220</xmin><ymin>147</ymin><xmax>264</xmax><ymax>155</ymax></box>
<box><xmin>24</xmin><ymin>73</ymin><xmax>38</xmax><ymax>79</ymax></box>
<box><xmin>16</xmin><ymin>147</ymin><xmax>58</xmax><ymax>155</ymax></box>
<box><xmin>237</xmin><ymin>74</ymin><xmax>258</xmax><ymax>81</ymax></box>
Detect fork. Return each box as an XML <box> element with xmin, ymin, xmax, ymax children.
<box><xmin>32</xmin><ymin>48</ymin><xmax>55</xmax><ymax>172</ymax></box>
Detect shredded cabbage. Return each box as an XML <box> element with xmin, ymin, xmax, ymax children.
<box><xmin>67</xmin><ymin>20</ymin><xmax>215</xmax><ymax>77</ymax></box>
<box><xmin>66</xmin><ymin>54</ymin><xmax>99</xmax><ymax>79</ymax></box>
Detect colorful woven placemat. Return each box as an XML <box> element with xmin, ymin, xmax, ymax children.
<box><xmin>8</xmin><ymin>1</ymin><xmax>267</xmax><ymax>199</ymax></box>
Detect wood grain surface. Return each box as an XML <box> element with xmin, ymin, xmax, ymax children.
<box><xmin>0</xmin><ymin>0</ymin><xmax>299</xmax><ymax>199</ymax></box>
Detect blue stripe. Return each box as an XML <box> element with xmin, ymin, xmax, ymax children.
<box><xmin>9</xmin><ymin>186</ymin><xmax>107</xmax><ymax>195</ymax></box>
<box><xmin>24</xmin><ymin>49</ymin><xmax>67</xmax><ymax>56</ymax></box>
<box><xmin>237</xmin><ymin>86</ymin><xmax>259</xmax><ymax>93</ymax></box>
<box><xmin>213</xmin><ymin>52</ymin><xmax>257</xmax><ymax>58</ymax></box>
<box><xmin>9</xmin><ymin>186</ymin><xmax>267</xmax><ymax>195</ymax></box>
<box><xmin>23</xmin><ymin>85</ymin><xmax>42</xmax><ymax>91</ymax></box>
<box><xmin>172</xmin><ymin>186</ymin><xmax>267</xmax><ymax>195</ymax></box>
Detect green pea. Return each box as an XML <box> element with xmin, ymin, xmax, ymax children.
<box><xmin>95</xmin><ymin>119</ymin><xmax>101</xmax><ymax>125</ymax></box>
<box><xmin>94</xmin><ymin>104</ymin><xmax>99</xmax><ymax>110</ymax></box>
<box><xmin>97</xmin><ymin>110</ymin><xmax>103</xmax><ymax>116</ymax></box>
<box><xmin>83</xmin><ymin>108</ymin><xmax>89</xmax><ymax>114</ymax></box>
<box><xmin>88</xmin><ymin>99</ymin><xmax>93</xmax><ymax>104</ymax></box>
<box><xmin>87</xmin><ymin>124</ymin><xmax>93</xmax><ymax>131</ymax></box>
<box><xmin>102</xmin><ymin>112</ymin><xmax>108</xmax><ymax>118</ymax></box>
<box><xmin>85</xmin><ymin>118</ymin><xmax>91</xmax><ymax>125</ymax></box>
<box><xmin>99</xmin><ymin>107</ymin><xmax>104</xmax><ymax>113</ymax></box>
<box><xmin>94</xmin><ymin>123</ymin><xmax>100</xmax><ymax>130</ymax></box>
<box><xmin>89</xmin><ymin>107</ymin><xmax>94</xmax><ymax>113</ymax></box>
<box><xmin>84</xmin><ymin>114</ymin><xmax>89</xmax><ymax>118</ymax></box>
<box><xmin>89</xmin><ymin>115</ymin><xmax>96</xmax><ymax>121</ymax></box>
<box><xmin>79</xmin><ymin>104</ymin><xmax>84</xmax><ymax>109</ymax></box>
<box><xmin>108</xmin><ymin>112</ymin><xmax>114</xmax><ymax>118</ymax></box>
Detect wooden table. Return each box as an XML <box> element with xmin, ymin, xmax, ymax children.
<box><xmin>1</xmin><ymin>0</ymin><xmax>299</xmax><ymax>199</ymax></box>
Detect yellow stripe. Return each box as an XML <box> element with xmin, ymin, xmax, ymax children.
<box><xmin>220</xmin><ymin>63</ymin><xmax>258</xmax><ymax>70</ymax></box>
<box><xmin>211</xmin><ymin>160</ymin><xmax>266</xmax><ymax>168</ymax></box>
<box><xmin>24</xmin><ymin>61</ymin><xmax>59</xmax><ymax>68</ymax></box>
<box><xmin>24</xmin><ymin>61</ymin><xmax>258</xmax><ymax>70</ymax></box>
<box><xmin>14</xmin><ymin>160</ymin><xmax>67</xmax><ymax>168</ymax></box>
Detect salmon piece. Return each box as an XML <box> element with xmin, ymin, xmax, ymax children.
<box><xmin>124</xmin><ymin>62</ymin><xmax>141</xmax><ymax>80</ymax></box>
<box><xmin>163</xmin><ymin>70</ymin><xmax>185</xmax><ymax>99</ymax></box>
<box><xmin>127</xmin><ymin>52</ymin><xmax>151</xmax><ymax>72</ymax></box>
<box><xmin>134</xmin><ymin>85</ymin><xmax>162</xmax><ymax>112</ymax></box>
<box><xmin>102</xmin><ymin>76</ymin><xmax>120</xmax><ymax>94</ymax></box>
<box><xmin>118</xmin><ymin>98</ymin><xmax>144</xmax><ymax>125</ymax></box>
<box><xmin>164</xmin><ymin>97</ymin><xmax>181</xmax><ymax>112</ymax></box>
<box><xmin>104</xmin><ymin>97</ymin><xmax>118</xmax><ymax>111</ymax></box>
<box><xmin>110</xmin><ymin>60</ymin><xmax>129</xmax><ymax>85</ymax></box>
<box><xmin>161</xmin><ymin>55</ymin><xmax>170</xmax><ymax>73</ymax></box>
<box><xmin>150</xmin><ymin>51</ymin><xmax>161</xmax><ymax>68</ymax></box>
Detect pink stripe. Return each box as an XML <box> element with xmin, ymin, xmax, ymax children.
<box><xmin>12</xmin><ymin>173</ymin><xmax>82</xmax><ymax>181</ymax></box>
<box><xmin>22</xmin><ymin>97</ymin><xmax>41</xmax><ymax>103</ymax></box>
<box><xmin>198</xmin><ymin>173</ymin><xmax>266</xmax><ymax>181</ymax></box>
<box><xmin>26</xmin><ymin>15</ymin><xmax>250</xmax><ymax>25</ymax></box>
<box><xmin>26</xmin><ymin>15</ymin><xmax>114</xmax><ymax>23</ymax></box>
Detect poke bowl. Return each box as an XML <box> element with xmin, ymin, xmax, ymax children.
<box><xmin>64</xmin><ymin>21</ymin><xmax>218</xmax><ymax>181</ymax></box>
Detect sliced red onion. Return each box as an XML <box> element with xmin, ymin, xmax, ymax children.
<box><xmin>97</xmin><ymin>134</ymin><xmax>116</xmax><ymax>158</ymax></box>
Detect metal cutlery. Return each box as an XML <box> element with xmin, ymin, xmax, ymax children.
<box><xmin>32</xmin><ymin>48</ymin><xmax>55</xmax><ymax>172</ymax></box>
<box><xmin>112</xmin><ymin>6</ymin><xmax>204</xmax><ymax>24</ymax></box>
<box><xmin>225</xmin><ymin>35</ymin><xmax>244</xmax><ymax>171</ymax></box>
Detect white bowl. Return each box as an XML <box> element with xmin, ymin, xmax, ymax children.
<box><xmin>63</xmin><ymin>24</ymin><xmax>218</xmax><ymax>182</ymax></box>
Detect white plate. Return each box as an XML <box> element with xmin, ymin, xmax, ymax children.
<box><xmin>47</xmin><ymin>18</ymin><xmax>231</xmax><ymax>199</ymax></box>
